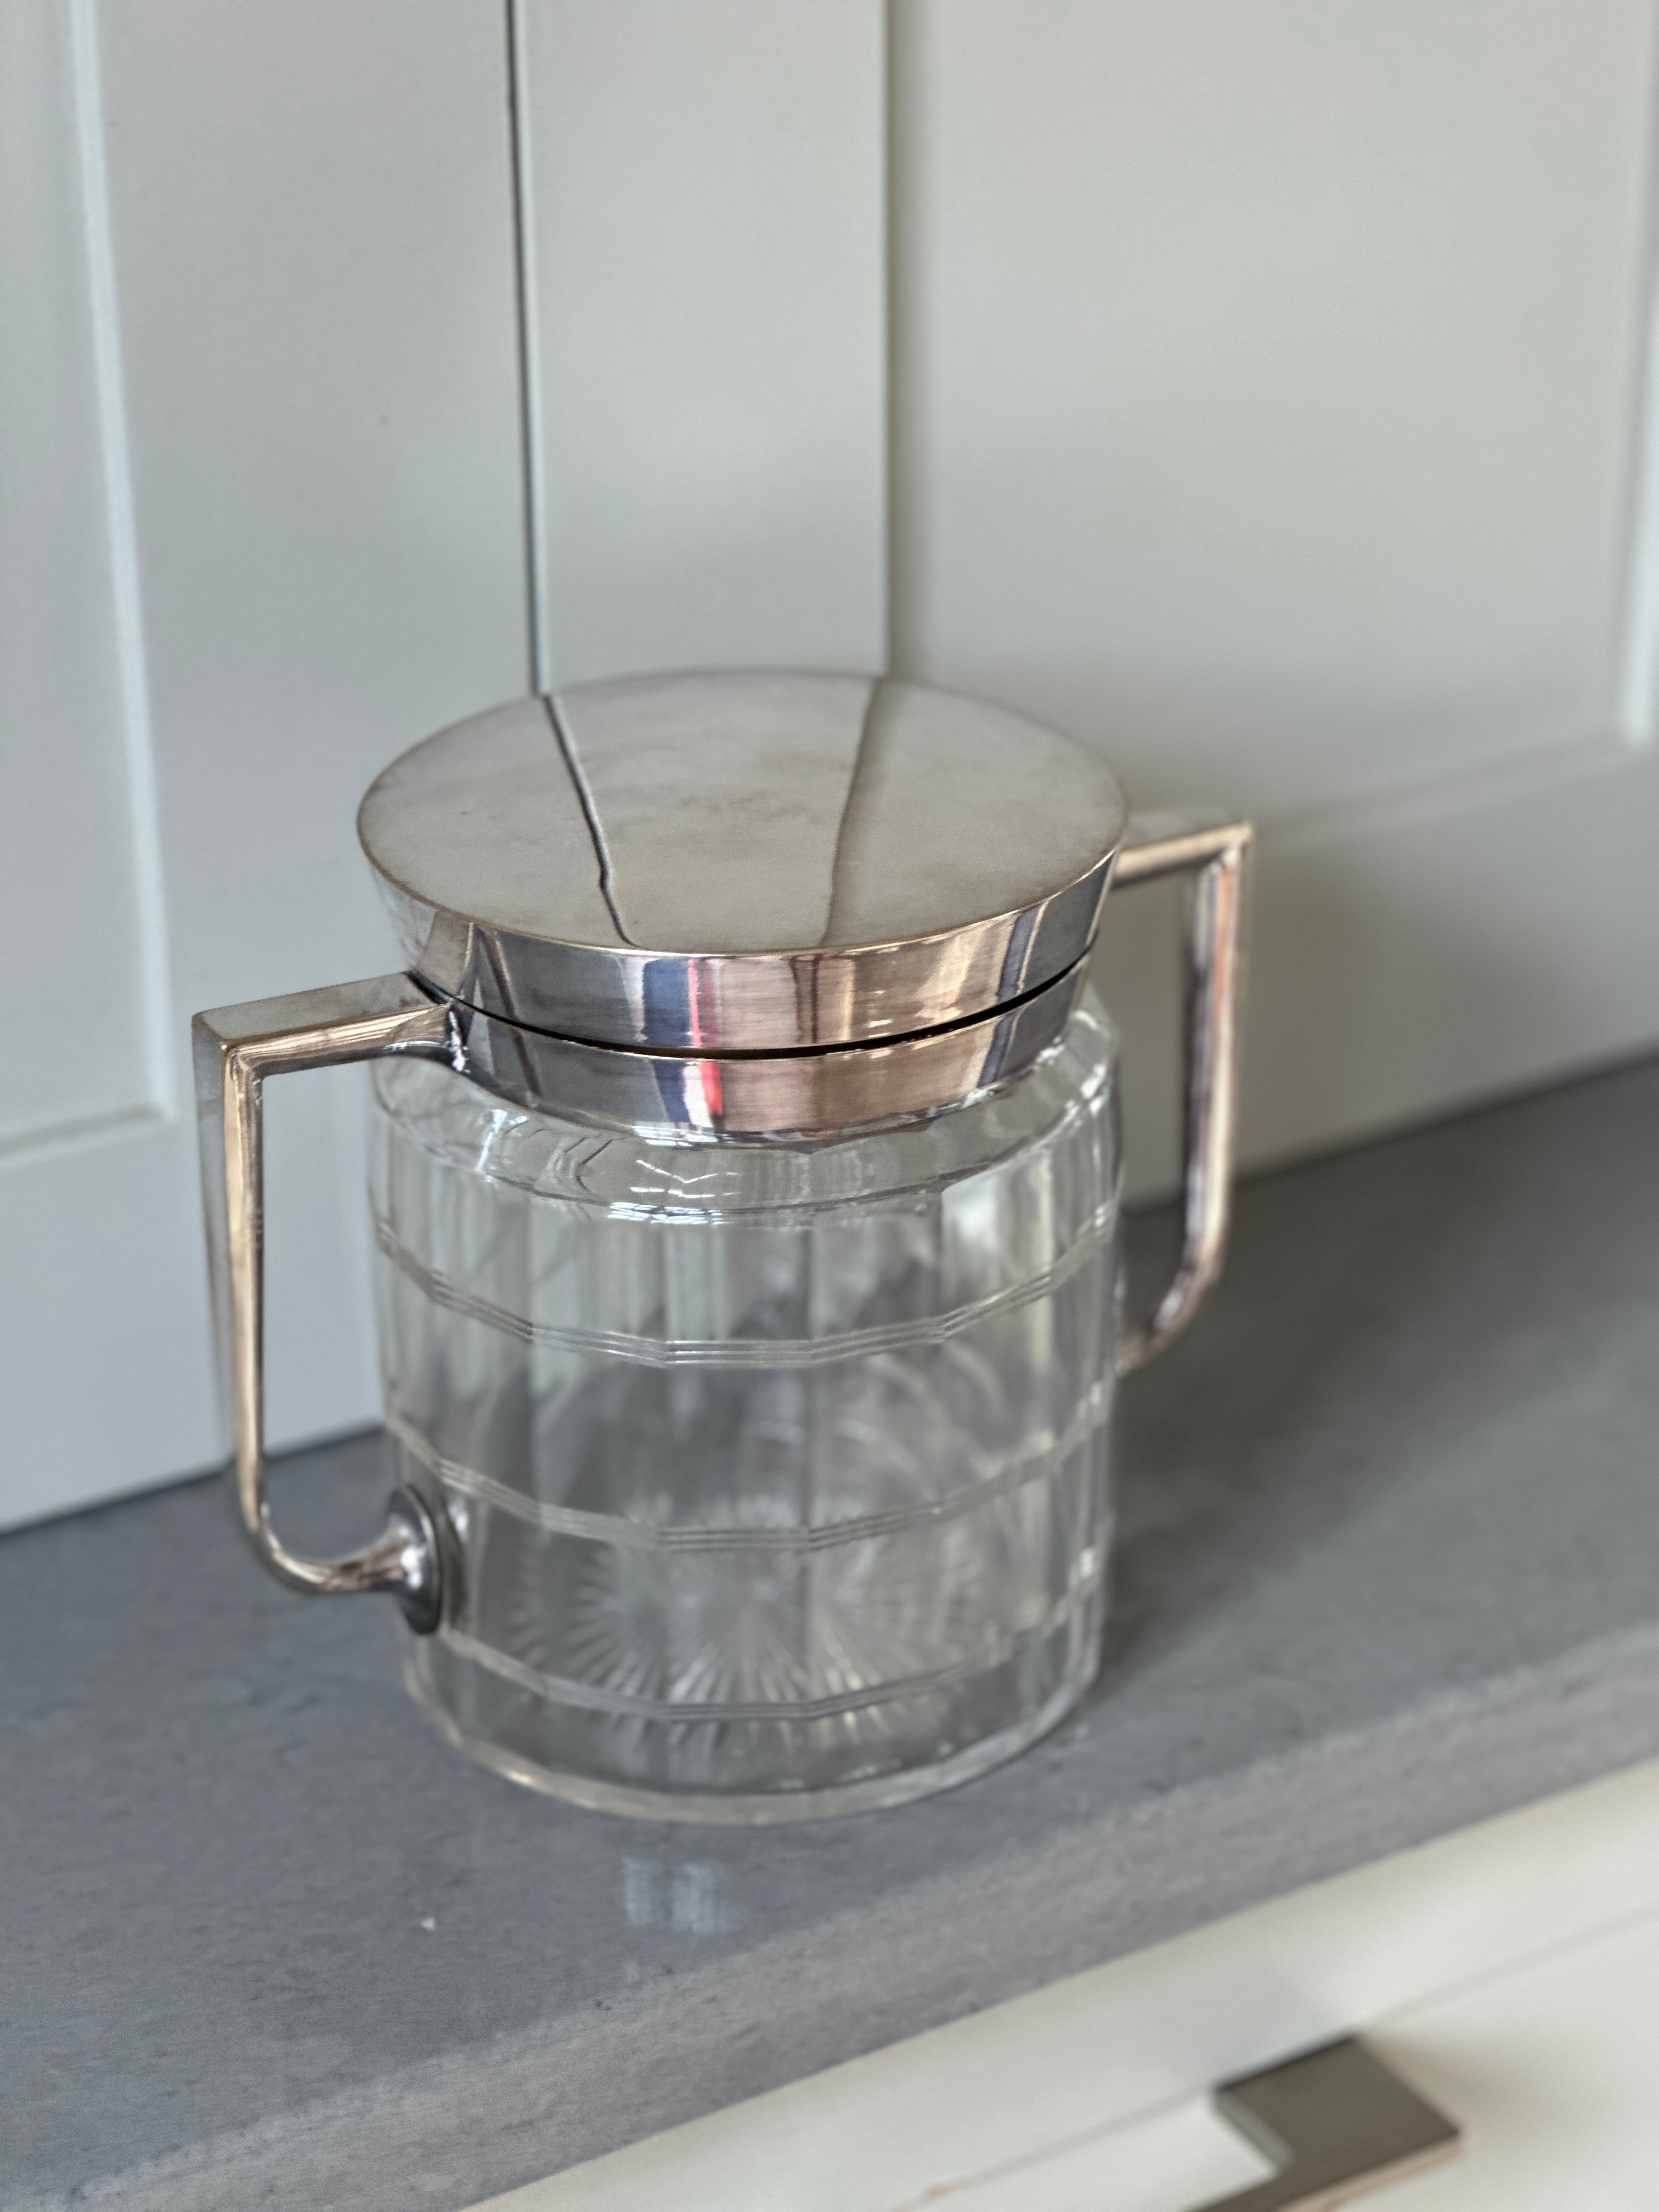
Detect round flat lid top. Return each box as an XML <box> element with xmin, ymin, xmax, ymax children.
<box><xmin>358</xmin><ymin>670</ymin><xmax>1125</xmax><ymax>1054</ymax></box>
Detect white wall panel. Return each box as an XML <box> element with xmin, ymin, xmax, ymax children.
<box><xmin>893</xmin><ymin>0</ymin><xmax>1659</xmax><ymax>1183</ymax></box>
<box><xmin>518</xmin><ymin>0</ymin><xmax>888</xmax><ymax>684</ymax></box>
<box><xmin>0</xmin><ymin>0</ymin><xmax>163</xmax><ymax>1150</ymax></box>
<box><xmin>0</xmin><ymin>2</ymin><xmax>527</xmax><ymax>1526</ymax></box>
<box><xmin>1240</xmin><ymin>742</ymin><xmax>1659</xmax><ymax>1167</ymax></box>
<box><xmin>1091</xmin><ymin>736</ymin><xmax>1659</xmax><ymax>1191</ymax></box>
<box><xmin>891</xmin><ymin>0</ymin><xmax>1654</xmax><ymax>813</ymax></box>
<box><xmin>9</xmin><ymin>0</ymin><xmax>1659</xmax><ymax>1516</ymax></box>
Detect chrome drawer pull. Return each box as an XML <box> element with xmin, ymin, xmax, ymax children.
<box><xmin>1201</xmin><ymin>2038</ymin><xmax>1460</xmax><ymax>2211</ymax></box>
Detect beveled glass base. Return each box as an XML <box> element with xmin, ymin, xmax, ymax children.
<box><xmin>404</xmin><ymin>1643</ymin><xmax>1099</xmax><ymax>1825</ymax></box>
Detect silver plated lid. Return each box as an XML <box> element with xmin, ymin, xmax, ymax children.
<box><xmin>358</xmin><ymin>670</ymin><xmax>1125</xmax><ymax>1055</ymax></box>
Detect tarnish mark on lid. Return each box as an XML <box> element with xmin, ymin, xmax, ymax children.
<box><xmin>543</xmin><ymin>692</ymin><xmax>634</xmax><ymax>947</ymax></box>
<box><xmin>820</xmin><ymin>676</ymin><xmax>883</xmax><ymax>949</ymax></box>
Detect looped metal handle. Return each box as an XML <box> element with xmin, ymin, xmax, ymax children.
<box><xmin>191</xmin><ymin>974</ymin><xmax>455</xmax><ymax>1630</ymax></box>
<box><xmin>1111</xmin><ymin>812</ymin><xmax>1252</xmax><ymax>1372</ymax></box>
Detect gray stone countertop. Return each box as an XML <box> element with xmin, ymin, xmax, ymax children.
<box><xmin>8</xmin><ymin>1058</ymin><xmax>1659</xmax><ymax>2211</ymax></box>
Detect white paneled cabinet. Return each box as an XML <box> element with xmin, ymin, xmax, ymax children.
<box><xmin>1</xmin><ymin>1</ymin><xmax>528</xmax><ymax>1522</ymax></box>
<box><xmin>516</xmin><ymin>0</ymin><xmax>889</xmax><ymax>685</ymax></box>
<box><xmin>894</xmin><ymin>0</ymin><xmax>1654</xmax><ymax>814</ymax></box>
<box><xmin>894</xmin><ymin>0</ymin><xmax>1659</xmax><ymax>1181</ymax></box>
<box><xmin>7</xmin><ymin>1</ymin><xmax>1659</xmax><ymax>1520</ymax></box>
<box><xmin>1</xmin><ymin>0</ymin><xmax>166</xmax><ymax>1156</ymax></box>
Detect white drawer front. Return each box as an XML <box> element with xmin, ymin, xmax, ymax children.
<box><xmin>469</xmin><ymin>1759</ymin><xmax>1659</xmax><ymax>2210</ymax></box>
<box><xmin>1368</xmin><ymin>1914</ymin><xmax>1659</xmax><ymax>2208</ymax></box>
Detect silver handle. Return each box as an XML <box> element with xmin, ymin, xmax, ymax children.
<box><xmin>191</xmin><ymin>973</ymin><xmax>454</xmax><ymax>1631</ymax></box>
<box><xmin>1201</xmin><ymin>2038</ymin><xmax>1460</xmax><ymax>2211</ymax></box>
<box><xmin>1110</xmin><ymin>812</ymin><xmax>1252</xmax><ymax>1372</ymax></box>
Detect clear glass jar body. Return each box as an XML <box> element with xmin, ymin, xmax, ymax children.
<box><xmin>368</xmin><ymin>994</ymin><xmax>1121</xmax><ymax>1822</ymax></box>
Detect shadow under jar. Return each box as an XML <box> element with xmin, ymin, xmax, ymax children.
<box><xmin>194</xmin><ymin>670</ymin><xmax>1250</xmax><ymax>1822</ymax></box>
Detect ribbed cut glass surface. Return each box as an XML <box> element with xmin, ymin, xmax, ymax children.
<box><xmin>369</xmin><ymin>999</ymin><xmax>1120</xmax><ymax>1821</ymax></box>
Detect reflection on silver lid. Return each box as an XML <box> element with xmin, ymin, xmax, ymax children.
<box><xmin>358</xmin><ymin>670</ymin><xmax>1125</xmax><ymax>1054</ymax></box>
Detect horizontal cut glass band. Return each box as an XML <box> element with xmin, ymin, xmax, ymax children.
<box><xmin>438</xmin><ymin>1588</ymin><xmax>1091</xmax><ymax>1726</ymax></box>
<box><xmin>373</xmin><ymin>1205</ymin><xmax>1116</xmax><ymax>1368</ymax></box>
<box><xmin>386</xmin><ymin>1382</ymin><xmax>1112</xmax><ymax>1554</ymax></box>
